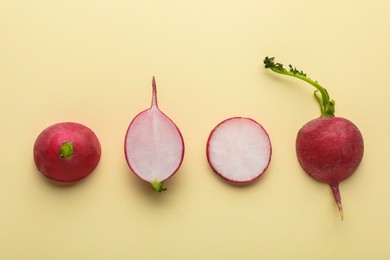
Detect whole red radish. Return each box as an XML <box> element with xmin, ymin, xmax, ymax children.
<box><xmin>124</xmin><ymin>77</ymin><xmax>184</xmax><ymax>192</ymax></box>
<box><xmin>264</xmin><ymin>57</ymin><xmax>364</xmax><ymax>220</ymax></box>
<box><xmin>33</xmin><ymin>122</ymin><xmax>101</xmax><ymax>183</ymax></box>
<box><xmin>207</xmin><ymin>117</ymin><xmax>272</xmax><ymax>183</ymax></box>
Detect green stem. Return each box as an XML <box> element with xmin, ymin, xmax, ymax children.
<box><xmin>264</xmin><ymin>57</ymin><xmax>335</xmax><ymax>116</ymax></box>
<box><xmin>59</xmin><ymin>142</ymin><xmax>74</xmax><ymax>159</ymax></box>
<box><xmin>151</xmin><ymin>179</ymin><xmax>166</xmax><ymax>193</ymax></box>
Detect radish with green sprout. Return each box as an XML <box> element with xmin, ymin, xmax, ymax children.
<box><xmin>124</xmin><ymin>77</ymin><xmax>184</xmax><ymax>192</ymax></box>
<box><xmin>207</xmin><ymin>117</ymin><xmax>272</xmax><ymax>183</ymax></box>
<box><xmin>264</xmin><ymin>57</ymin><xmax>364</xmax><ymax>220</ymax></box>
<box><xmin>33</xmin><ymin>122</ymin><xmax>101</xmax><ymax>183</ymax></box>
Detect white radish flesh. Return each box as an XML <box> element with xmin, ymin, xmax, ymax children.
<box><xmin>124</xmin><ymin>77</ymin><xmax>184</xmax><ymax>192</ymax></box>
<box><xmin>207</xmin><ymin>117</ymin><xmax>271</xmax><ymax>183</ymax></box>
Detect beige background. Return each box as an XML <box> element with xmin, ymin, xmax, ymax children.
<box><xmin>1</xmin><ymin>0</ymin><xmax>389</xmax><ymax>259</ymax></box>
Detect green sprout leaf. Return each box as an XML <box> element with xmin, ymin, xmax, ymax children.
<box><xmin>263</xmin><ymin>56</ymin><xmax>335</xmax><ymax>117</ymax></box>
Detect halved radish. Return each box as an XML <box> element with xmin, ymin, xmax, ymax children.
<box><xmin>124</xmin><ymin>77</ymin><xmax>185</xmax><ymax>192</ymax></box>
<box><xmin>206</xmin><ymin>117</ymin><xmax>272</xmax><ymax>183</ymax></box>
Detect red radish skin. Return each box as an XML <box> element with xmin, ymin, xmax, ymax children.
<box><xmin>264</xmin><ymin>57</ymin><xmax>364</xmax><ymax>220</ymax></box>
<box><xmin>297</xmin><ymin>117</ymin><xmax>364</xmax><ymax>184</ymax></box>
<box><xmin>124</xmin><ymin>77</ymin><xmax>184</xmax><ymax>192</ymax></box>
<box><xmin>206</xmin><ymin>117</ymin><xmax>272</xmax><ymax>183</ymax></box>
<box><xmin>33</xmin><ymin>122</ymin><xmax>101</xmax><ymax>183</ymax></box>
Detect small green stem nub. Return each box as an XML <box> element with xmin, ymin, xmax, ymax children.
<box><xmin>263</xmin><ymin>57</ymin><xmax>335</xmax><ymax>117</ymax></box>
<box><xmin>59</xmin><ymin>142</ymin><xmax>74</xmax><ymax>159</ymax></box>
<box><xmin>151</xmin><ymin>179</ymin><xmax>166</xmax><ymax>193</ymax></box>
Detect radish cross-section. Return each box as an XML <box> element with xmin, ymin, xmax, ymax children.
<box><xmin>124</xmin><ymin>77</ymin><xmax>185</xmax><ymax>192</ymax></box>
<box><xmin>207</xmin><ymin>117</ymin><xmax>272</xmax><ymax>183</ymax></box>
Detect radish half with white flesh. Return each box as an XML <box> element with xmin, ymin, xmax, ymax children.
<box><xmin>124</xmin><ymin>77</ymin><xmax>184</xmax><ymax>192</ymax></box>
<box><xmin>207</xmin><ymin>117</ymin><xmax>272</xmax><ymax>183</ymax></box>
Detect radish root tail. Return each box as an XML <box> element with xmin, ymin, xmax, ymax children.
<box><xmin>331</xmin><ymin>185</ymin><xmax>344</xmax><ymax>221</ymax></box>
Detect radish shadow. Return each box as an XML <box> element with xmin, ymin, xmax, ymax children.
<box><xmin>123</xmin><ymin>163</ymin><xmax>186</xmax><ymax>203</ymax></box>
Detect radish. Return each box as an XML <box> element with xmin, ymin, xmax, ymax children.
<box><xmin>33</xmin><ymin>122</ymin><xmax>101</xmax><ymax>183</ymax></box>
<box><xmin>206</xmin><ymin>117</ymin><xmax>272</xmax><ymax>183</ymax></box>
<box><xmin>264</xmin><ymin>57</ymin><xmax>364</xmax><ymax>220</ymax></box>
<box><xmin>124</xmin><ymin>77</ymin><xmax>184</xmax><ymax>192</ymax></box>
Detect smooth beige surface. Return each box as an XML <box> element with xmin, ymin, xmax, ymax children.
<box><xmin>1</xmin><ymin>1</ymin><xmax>389</xmax><ymax>259</ymax></box>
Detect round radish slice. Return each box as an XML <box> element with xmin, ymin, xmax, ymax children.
<box><xmin>124</xmin><ymin>77</ymin><xmax>185</xmax><ymax>192</ymax></box>
<box><xmin>207</xmin><ymin>117</ymin><xmax>271</xmax><ymax>183</ymax></box>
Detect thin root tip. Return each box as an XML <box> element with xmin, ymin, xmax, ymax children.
<box><xmin>330</xmin><ymin>185</ymin><xmax>344</xmax><ymax>221</ymax></box>
<box><xmin>151</xmin><ymin>76</ymin><xmax>158</xmax><ymax>107</ymax></box>
<box><xmin>337</xmin><ymin>201</ymin><xmax>344</xmax><ymax>221</ymax></box>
